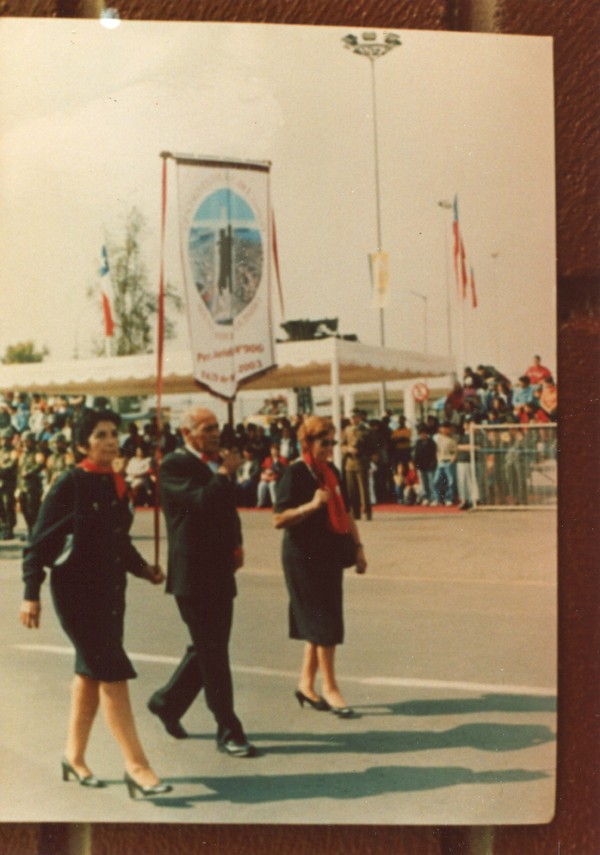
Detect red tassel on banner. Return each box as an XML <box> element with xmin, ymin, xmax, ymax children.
<box><xmin>154</xmin><ymin>155</ymin><xmax>168</xmax><ymax>567</ymax></box>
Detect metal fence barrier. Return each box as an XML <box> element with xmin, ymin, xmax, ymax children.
<box><xmin>469</xmin><ymin>423</ymin><xmax>557</xmax><ymax>509</ymax></box>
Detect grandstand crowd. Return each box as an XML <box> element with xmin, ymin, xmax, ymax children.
<box><xmin>0</xmin><ymin>355</ymin><xmax>556</xmax><ymax>538</ymax></box>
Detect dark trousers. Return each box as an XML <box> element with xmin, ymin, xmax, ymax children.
<box><xmin>345</xmin><ymin>466</ymin><xmax>371</xmax><ymax>520</ymax></box>
<box><xmin>151</xmin><ymin>594</ymin><xmax>244</xmax><ymax>741</ymax></box>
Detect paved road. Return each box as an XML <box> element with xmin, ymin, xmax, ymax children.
<box><xmin>0</xmin><ymin>506</ymin><xmax>556</xmax><ymax>825</ymax></box>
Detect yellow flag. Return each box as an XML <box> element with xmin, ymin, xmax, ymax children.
<box><xmin>369</xmin><ymin>251</ymin><xmax>390</xmax><ymax>308</ymax></box>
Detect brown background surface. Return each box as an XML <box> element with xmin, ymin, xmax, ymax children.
<box><xmin>1</xmin><ymin>1</ymin><xmax>598</xmax><ymax>853</ymax></box>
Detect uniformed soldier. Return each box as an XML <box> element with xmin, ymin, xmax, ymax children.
<box><xmin>341</xmin><ymin>408</ymin><xmax>375</xmax><ymax>521</ymax></box>
<box><xmin>45</xmin><ymin>432</ymin><xmax>75</xmax><ymax>489</ymax></box>
<box><xmin>0</xmin><ymin>428</ymin><xmax>18</xmax><ymax>539</ymax></box>
<box><xmin>17</xmin><ymin>431</ymin><xmax>45</xmax><ymax>539</ymax></box>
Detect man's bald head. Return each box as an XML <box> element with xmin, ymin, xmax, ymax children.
<box><xmin>180</xmin><ymin>407</ymin><xmax>220</xmax><ymax>455</ymax></box>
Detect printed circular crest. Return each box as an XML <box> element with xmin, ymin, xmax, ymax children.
<box><xmin>188</xmin><ymin>188</ymin><xmax>263</xmax><ymax>325</ymax></box>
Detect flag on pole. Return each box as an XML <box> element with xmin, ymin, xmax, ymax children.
<box><xmin>453</xmin><ymin>195</ymin><xmax>469</xmax><ymax>300</ymax></box>
<box><xmin>469</xmin><ymin>265</ymin><xmax>478</xmax><ymax>308</ymax></box>
<box><xmin>460</xmin><ymin>236</ymin><xmax>468</xmax><ymax>300</ymax></box>
<box><xmin>98</xmin><ymin>245</ymin><xmax>115</xmax><ymax>337</ymax></box>
<box><xmin>452</xmin><ymin>195</ymin><xmax>461</xmax><ymax>296</ymax></box>
<box><xmin>368</xmin><ymin>251</ymin><xmax>390</xmax><ymax>308</ymax></box>
<box><xmin>172</xmin><ymin>154</ymin><xmax>276</xmax><ymax>400</ymax></box>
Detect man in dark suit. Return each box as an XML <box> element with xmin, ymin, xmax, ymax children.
<box><xmin>147</xmin><ymin>407</ymin><xmax>256</xmax><ymax>757</ymax></box>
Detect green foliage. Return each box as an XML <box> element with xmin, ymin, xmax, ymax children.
<box><xmin>2</xmin><ymin>340</ymin><xmax>49</xmax><ymax>364</ymax></box>
<box><xmin>91</xmin><ymin>208</ymin><xmax>183</xmax><ymax>356</ymax></box>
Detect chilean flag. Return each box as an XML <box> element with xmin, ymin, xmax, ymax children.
<box><xmin>453</xmin><ymin>195</ymin><xmax>469</xmax><ymax>299</ymax></box>
<box><xmin>469</xmin><ymin>265</ymin><xmax>478</xmax><ymax>308</ymax></box>
<box><xmin>452</xmin><ymin>195</ymin><xmax>461</xmax><ymax>296</ymax></box>
<box><xmin>99</xmin><ymin>245</ymin><xmax>115</xmax><ymax>337</ymax></box>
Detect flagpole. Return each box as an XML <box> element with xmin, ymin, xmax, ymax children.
<box><xmin>437</xmin><ymin>200</ymin><xmax>454</xmax><ymax>363</ymax></box>
<box><xmin>459</xmin><ymin>293</ymin><xmax>467</xmax><ymax>376</ymax></box>
<box><xmin>491</xmin><ymin>252</ymin><xmax>500</xmax><ymax>365</ymax></box>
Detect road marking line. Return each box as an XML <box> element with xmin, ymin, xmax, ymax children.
<box><xmin>242</xmin><ymin>569</ymin><xmax>555</xmax><ymax>587</ymax></box>
<box><xmin>12</xmin><ymin>644</ymin><xmax>556</xmax><ymax>697</ymax></box>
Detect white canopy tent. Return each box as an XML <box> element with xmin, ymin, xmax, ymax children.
<box><xmin>0</xmin><ymin>339</ymin><xmax>455</xmax><ymax>466</ymax></box>
<box><xmin>0</xmin><ymin>339</ymin><xmax>454</xmax><ymax>396</ymax></box>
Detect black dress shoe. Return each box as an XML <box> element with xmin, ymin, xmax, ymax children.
<box><xmin>217</xmin><ymin>735</ymin><xmax>258</xmax><ymax>758</ymax></box>
<box><xmin>147</xmin><ymin>698</ymin><xmax>188</xmax><ymax>739</ymax></box>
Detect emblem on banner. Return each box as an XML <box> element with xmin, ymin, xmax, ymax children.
<box><xmin>188</xmin><ymin>187</ymin><xmax>264</xmax><ymax>326</ymax></box>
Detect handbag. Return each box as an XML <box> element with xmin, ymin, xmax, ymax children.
<box><xmin>337</xmin><ymin>533</ymin><xmax>358</xmax><ymax>569</ymax></box>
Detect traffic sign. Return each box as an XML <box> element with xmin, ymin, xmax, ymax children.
<box><xmin>412</xmin><ymin>381</ymin><xmax>429</xmax><ymax>402</ymax></box>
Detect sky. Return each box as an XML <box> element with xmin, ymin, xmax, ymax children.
<box><xmin>0</xmin><ymin>19</ymin><xmax>556</xmax><ymax>382</ymax></box>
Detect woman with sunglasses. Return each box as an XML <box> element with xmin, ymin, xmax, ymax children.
<box><xmin>273</xmin><ymin>416</ymin><xmax>367</xmax><ymax>717</ymax></box>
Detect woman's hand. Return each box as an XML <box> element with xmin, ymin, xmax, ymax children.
<box><xmin>355</xmin><ymin>546</ymin><xmax>367</xmax><ymax>575</ymax></box>
<box><xmin>20</xmin><ymin>600</ymin><xmax>41</xmax><ymax>629</ymax></box>
<box><xmin>311</xmin><ymin>487</ymin><xmax>331</xmax><ymax>508</ymax></box>
<box><xmin>142</xmin><ymin>564</ymin><xmax>165</xmax><ymax>585</ymax></box>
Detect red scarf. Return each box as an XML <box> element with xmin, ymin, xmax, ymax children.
<box><xmin>302</xmin><ymin>452</ymin><xmax>349</xmax><ymax>534</ymax></box>
<box><xmin>78</xmin><ymin>459</ymin><xmax>127</xmax><ymax>500</ymax></box>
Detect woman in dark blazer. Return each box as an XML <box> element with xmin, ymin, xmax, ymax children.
<box><xmin>273</xmin><ymin>416</ymin><xmax>367</xmax><ymax>717</ymax></box>
<box><xmin>19</xmin><ymin>409</ymin><xmax>171</xmax><ymax>799</ymax></box>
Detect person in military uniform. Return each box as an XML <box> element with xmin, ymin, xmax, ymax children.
<box><xmin>0</xmin><ymin>428</ymin><xmax>18</xmax><ymax>540</ymax></box>
<box><xmin>17</xmin><ymin>431</ymin><xmax>45</xmax><ymax>539</ymax></box>
<box><xmin>341</xmin><ymin>409</ymin><xmax>375</xmax><ymax>521</ymax></box>
<box><xmin>45</xmin><ymin>432</ymin><xmax>75</xmax><ymax>490</ymax></box>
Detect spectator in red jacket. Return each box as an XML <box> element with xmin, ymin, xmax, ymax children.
<box><xmin>257</xmin><ymin>443</ymin><xmax>288</xmax><ymax>508</ymax></box>
<box><xmin>524</xmin><ymin>354</ymin><xmax>553</xmax><ymax>389</ymax></box>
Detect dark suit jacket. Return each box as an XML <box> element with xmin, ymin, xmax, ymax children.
<box><xmin>159</xmin><ymin>447</ymin><xmax>242</xmax><ymax>600</ymax></box>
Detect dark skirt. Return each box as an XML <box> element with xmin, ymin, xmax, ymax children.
<box><xmin>51</xmin><ymin>570</ymin><xmax>136</xmax><ymax>682</ymax></box>
<box><xmin>282</xmin><ymin>538</ymin><xmax>344</xmax><ymax>646</ymax></box>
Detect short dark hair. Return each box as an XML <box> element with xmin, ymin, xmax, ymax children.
<box><xmin>77</xmin><ymin>409</ymin><xmax>121</xmax><ymax>448</ymax></box>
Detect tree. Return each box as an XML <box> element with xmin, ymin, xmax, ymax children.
<box><xmin>2</xmin><ymin>340</ymin><xmax>49</xmax><ymax>364</ymax></box>
<box><xmin>90</xmin><ymin>207</ymin><xmax>182</xmax><ymax>357</ymax></box>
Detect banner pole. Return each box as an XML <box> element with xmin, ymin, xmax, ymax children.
<box><xmin>153</xmin><ymin>153</ymin><xmax>168</xmax><ymax>567</ymax></box>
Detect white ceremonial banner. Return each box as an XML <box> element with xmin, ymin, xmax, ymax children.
<box><xmin>174</xmin><ymin>155</ymin><xmax>276</xmax><ymax>400</ymax></box>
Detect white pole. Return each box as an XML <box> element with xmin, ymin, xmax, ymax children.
<box><xmin>403</xmin><ymin>381</ymin><xmax>416</xmax><ymax>428</ymax></box>
<box><xmin>330</xmin><ymin>340</ymin><xmax>342</xmax><ymax>470</ymax></box>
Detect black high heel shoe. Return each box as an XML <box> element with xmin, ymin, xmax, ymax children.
<box><xmin>330</xmin><ymin>705</ymin><xmax>355</xmax><ymax>719</ymax></box>
<box><xmin>294</xmin><ymin>690</ymin><xmax>330</xmax><ymax>711</ymax></box>
<box><xmin>124</xmin><ymin>772</ymin><xmax>173</xmax><ymax>799</ymax></box>
<box><xmin>61</xmin><ymin>757</ymin><xmax>105</xmax><ymax>788</ymax></box>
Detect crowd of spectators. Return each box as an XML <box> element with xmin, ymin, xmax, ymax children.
<box><xmin>0</xmin><ymin>393</ymin><xmax>181</xmax><ymax>540</ymax></box>
<box><xmin>0</xmin><ymin>354</ymin><xmax>556</xmax><ymax>536</ymax></box>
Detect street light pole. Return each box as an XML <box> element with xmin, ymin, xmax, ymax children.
<box><xmin>342</xmin><ymin>31</ymin><xmax>401</xmax><ymax>413</ymax></box>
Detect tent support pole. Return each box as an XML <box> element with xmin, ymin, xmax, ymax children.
<box><xmin>331</xmin><ymin>342</ymin><xmax>342</xmax><ymax>469</ymax></box>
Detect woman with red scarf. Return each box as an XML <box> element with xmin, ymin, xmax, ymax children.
<box><xmin>19</xmin><ymin>410</ymin><xmax>171</xmax><ymax>798</ymax></box>
<box><xmin>274</xmin><ymin>416</ymin><xmax>367</xmax><ymax>717</ymax></box>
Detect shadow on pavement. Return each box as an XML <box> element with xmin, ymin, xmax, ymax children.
<box><xmin>368</xmin><ymin>694</ymin><xmax>557</xmax><ymax>716</ymax></box>
<box><xmin>184</xmin><ymin>722</ymin><xmax>554</xmax><ymax>755</ymax></box>
<box><xmin>141</xmin><ymin>764</ymin><xmax>550</xmax><ymax>809</ymax></box>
